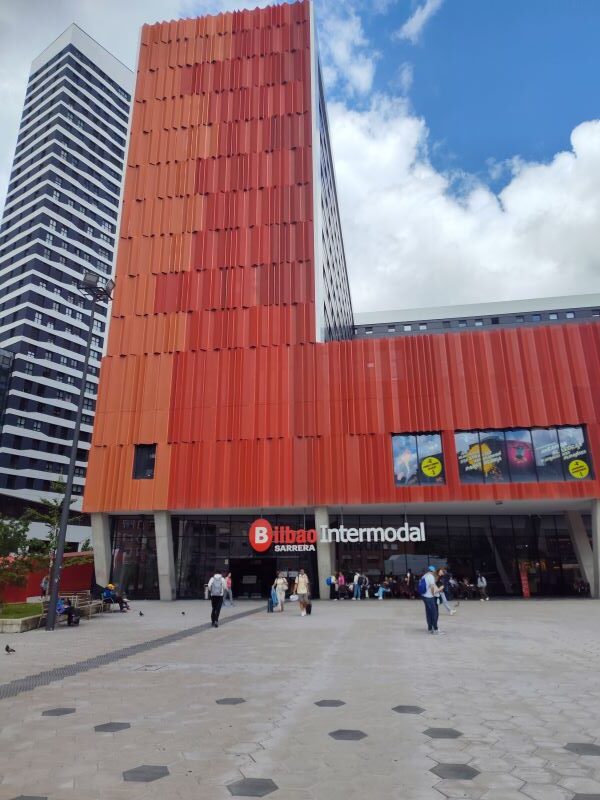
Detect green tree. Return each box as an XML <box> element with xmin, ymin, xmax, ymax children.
<box><xmin>0</xmin><ymin>514</ymin><xmax>29</xmax><ymax>557</ymax></box>
<box><xmin>0</xmin><ymin>515</ymin><xmax>44</xmax><ymax>595</ymax></box>
<box><xmin>27</xmin><ymin>479</ymin><xmax>81</xmax><ymax>556</ymax></box>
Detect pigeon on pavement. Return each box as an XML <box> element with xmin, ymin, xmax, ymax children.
<box><xmin>139</xmin><ymin>611</ymin><xmax>144</xmax><ymax>617</ymax></box>
<box><xmin>5</xmin><ymin>645</ymin><xmax>15</xmax><ymax>654</ymax></box>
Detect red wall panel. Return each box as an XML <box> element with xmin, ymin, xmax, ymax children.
<box><xmin>84</xmin><ymin>1</ymin><xmax>600</xmax><ymax>515</ymax></box>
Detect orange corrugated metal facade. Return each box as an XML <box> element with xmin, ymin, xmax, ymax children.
<box><xmin>83</xmin><ymin>0</ymin><xmax>600</xmax><ymax>515</ymax></box>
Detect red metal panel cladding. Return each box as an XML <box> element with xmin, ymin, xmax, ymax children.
<box><xmin>83</xmin><ymin>1</ymin><xmax>600</xmax><ymax>515</ymax></box>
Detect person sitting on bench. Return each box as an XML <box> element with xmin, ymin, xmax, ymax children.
<box><xmin>56</xmin><ymin>597</ymin><xmax>80</xmax><ymax>626</ymax></box>
<box><xmin>102</xmin><ymin>584</ymin><xmax>130</xmax><ymax>611</ymax></box>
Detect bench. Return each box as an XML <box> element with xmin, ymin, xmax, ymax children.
<box><xmin>38</xmin><ymin>599</ymin><xmax>78</xmax><ymax>628</ymax></box>
<box><xmin>60</xmin><ymin>591</ymin><xmax>103</xmax><ymax>619</ymax></box>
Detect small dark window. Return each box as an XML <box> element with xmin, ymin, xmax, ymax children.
<box><xmin>491</xmin><ymin>317</ymin><xmax>499</xmax><ymax>324</ymax></box>
<box><xmin>442</xmin><ymin>320</ymin><xmax>451</xmax><ymax>328</ymax></box>
<box><xmin>133</xmin><ymin>444</ymin><xmax>156</xmax><ymax>479</ymax></box>
<box><xmin>531</xmin><ymin>314</ymin><xmax>541</xmax><ymax>322</ymax></box>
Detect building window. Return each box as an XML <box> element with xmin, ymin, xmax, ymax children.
<box><xmin>403</xmin><ymin>324</ymin><xmax>411</xmax><ymax>332</ymax></box>
<box><xmin>566</xmin><ymin>311</ymin><xmax>575</xmax><ymax>319</ymax></box>
<box><xmin>387</xmin><ymin>326</ymin><xmax>396</xmax><ymax>333</ymax></box>
<box><xmin>391</xmin><ymin>433</ymin><xmax>445</xmax><ymax>486</ymax></box>
<box><xmin>458</xmin><ymin>320</ymin><xmax>467</xmax><ymax>328</ymax></box>
<box><xmin>32</xmin><ymin>421</ymin><xmax>42</xmax><ymax>432</ymax></box>
<box><xmin>133</xmin><ymin>444</ymin><xmax>157</xmax><ymax>480</ymax></box>
<box><xmin>531</xmin><ymin>314</ymin><xmax>541</xmax><ymax>322</ymax></box>
<box><xmin>455</xmin><ymin>425</ymin><xmax>593</xmax><ymax>484</ymax></box>
<box><xmin>365</xmin><ymin>327</ymin><xmax>373</xmax><ymax>335</ymax></box>
<box><xmin>442</xmin><ymin>320</ymin><xmax>451</xmax><ymax>328</ymax></box>
<box><xmin>419</xmin><ymin>323</ymin><xmax>427</xmax><ymax>331</ymax></box>
<box><xmin>474</xmin><ymin>319</ymin><xmax>484</xmax><ymax>327</ymax></box>
<box><xmin>515</xmin><ymin>315</ymin><xmax>524</xmax><ymax>323</ymax></box>
<box><xmin>549</xmin><ymin>313</ymin><xmax>558</xmax><ymax>320</ymax></box>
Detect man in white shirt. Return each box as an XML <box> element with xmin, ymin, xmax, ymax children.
<box><xmin>419</xmin><ymin>566</ymin><xmax>442</xmax><ymax>634</ymax></box>
<box><xmin>208</xmin><ymin>571</ymin><xmax>225</xmax><ymax>628</ymax></box>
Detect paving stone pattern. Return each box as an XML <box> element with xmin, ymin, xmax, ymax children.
<box><xmin>122</xmin><ymin>765</ymin><xmax>169</xmax><ymax>782</ymax></box>
<box><xmin>314</xmin><ymin>699</ymin><xmax>345</xmax><ymax>707</ymax></box>
<box><xmin>227</xmin><ymin>778</ymin><xmax>278</xmax><ymax>797</ymax></box>
<box><xmin>0</xmin><ymin>605</ymin><xmax>262</xmax><ymax>701</ymax></box>
<box><xmin>94</xmin><ymin>722</ymin><xmax>131</xmax><ymax>733</ymax></box>
<box><xmin>216</xmin><ymin>698</ymin><xmax>246</xmax><ymax>706</ymax></box>
<box><xmin>1</xmin><ymin>599</ymin><xmax>600</xmax><ymax>799</ymax></box>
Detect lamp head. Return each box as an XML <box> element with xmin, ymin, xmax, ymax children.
<box><xmin>81</xmin><ymin>271</ymin><xmax>100</xmax><ymax>289</ymax></box>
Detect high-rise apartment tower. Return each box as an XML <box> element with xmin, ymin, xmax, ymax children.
<box><xmin>0</xmin><ymin>25</ymin><xmax>132</xmax><ymax>544</ymax></box>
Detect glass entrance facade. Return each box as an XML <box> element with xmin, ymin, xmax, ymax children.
<box><xmin>332</xmin><ymin>513</ymin><xmax>590</xmax><ymax>597</ymax></box>
<box><xmin>171</xmin><ymin>515</ymin><xmax>319</xmax><ymax>599</ymax></box>
<box><xmin>108</xmin><ymin>512</ymin><xmax>591</xmax><ymax>599</ymax></box>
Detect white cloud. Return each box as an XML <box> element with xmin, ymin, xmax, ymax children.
<box><xmin>397</xmin><ymin>62</ymin><xmax>414</xmax><ymax>94</ymax></box>
<box><xmin>329</xmin><ymin>98</ymin><xmax>600</xmax><ymax>310</ymax></box>
<box><xmin>318</xmin><ymin>6</ymin><xmax>377</xmax><ymax>96</ymax></box>
<box><xmin>396</xmin><ymin>0</ymin><xmax>444</xmax><ymax>44</ymax></box>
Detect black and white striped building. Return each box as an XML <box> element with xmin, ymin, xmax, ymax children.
<box><xmin>0</xmin><ymin>25</ymin><xmax>132</xmax><ymax>545</ymax></box>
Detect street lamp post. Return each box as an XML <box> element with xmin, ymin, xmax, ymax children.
<box><xmin>45</xmin><ymin>272</ymin><xmax>114</xmax><ymax>631</ymax></box>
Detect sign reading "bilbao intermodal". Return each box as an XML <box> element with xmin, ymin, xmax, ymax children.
<box><xmin>249</xmin><ymin>518</ymin><xmax>426</xmax><ymax>553</ymax></box>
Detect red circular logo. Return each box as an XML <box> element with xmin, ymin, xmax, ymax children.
<box><xmin>249</xmin><ymin>518</ymin><xmax>273</xmax><ymax>552</ymax></box>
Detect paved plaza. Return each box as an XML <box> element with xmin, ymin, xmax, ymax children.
<box><xmin>1</xmin><ymin>598</ymin><xmax>600</xmax><ymax>799</ymax></box>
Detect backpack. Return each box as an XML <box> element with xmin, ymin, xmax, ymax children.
<box><xmin>210</xmin><ymin>575</ymin><xmax>224</xmax><ymax>596</ymax></box>
<box><xmin>326</xmin><ymin>576</ymin><xmax>333</xmax><ymax>586</ymax></box>
<box><xmin>417</xmin><ymin>576</ymin><xmax>428</xmax><ymax>596</ymax></box>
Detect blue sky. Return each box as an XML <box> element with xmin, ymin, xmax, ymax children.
<box><xmin>339</xmin><ymin>0</ymin><xmax>600</xmax><ymax>187</ymax></box>
<box><xmin>1</xmin><ymin>0</ymin><xmax>599</xmax><ymax>310</ymax></box>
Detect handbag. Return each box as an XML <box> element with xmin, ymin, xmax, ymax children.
<box><xmin>270</xmin><ymin>587</ymin><xmax>279</xmax><ymax>607</ymax></box>
<box><xmin>289</xmin><ymin>593</ymin><xmax>299</xmax><ymax>601</ymax></box>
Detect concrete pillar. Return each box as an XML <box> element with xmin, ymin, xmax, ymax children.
<box><xmin>90</xmin><ymin>513</ymin><xmax>111</xmax><ymax>587</ymax></box>
<box><xmin>315</xmin><ymin>507</ymin><xmax>333</xmax><ymax>599</ymax></box>
<box><xmin>154</xmin><ymin>511</ymin><xmax>176</xmax><ymax>601</ymax></box>
<box><xmin>591</xmin><ymin>502</ymin><xmax>600</xmax><ymax>599</ymax></box>
<box><xmin>566</xmin><ymin>510</ymin><xmax>596</xmax><ymax>595</ymax></box>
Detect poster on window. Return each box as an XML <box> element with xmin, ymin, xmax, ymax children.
<box><xmin>558</xmin><ymin>426</ymin><xmax>594</xmax><ymax>481</ymax></box>
<box><xmin>505</xmin><ymin>429</ymin><xmax>537</xmax><ymax>482</ymax></box>
<box><xmin>532</xmin><ymin>428</ymin><xmax>564</xmax><ymax>481</ymax></box>
<box><xmin>416</xmin><ymin>433</ymin><xmax>445</xmax><ymax>484</ymax></box>
<box><xmin>455</xmin><ymin>431</ymin><xmax>484</xmax><ymax>483</ymax></box>
<box><xmin>392</xmin><ymin>434</ymin><xmax>419</xmax><ymax>486</ymax></box>
<box><xmin>478</xmin><ymin>431</ymin><xmax>509</xmax><ymax>482</ymax></box>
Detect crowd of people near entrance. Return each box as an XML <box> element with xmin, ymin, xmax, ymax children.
<box><xmin>323</xmin><ymin>569</ymin><xmax>490</xmax><ymax>603</ymax></box>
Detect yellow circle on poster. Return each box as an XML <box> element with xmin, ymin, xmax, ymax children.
<box><xmin>569</xmin><ymin>459</ymin><xmax>590</xmax><ymax>479</ymax></box>
<box><xmin>421</xmin><ymin>456</ymin><xmax>442</xmax><ymax>478</ymax></box>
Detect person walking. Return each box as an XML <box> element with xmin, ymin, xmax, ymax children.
<box><xmin>337</xmin><ymin>572</ymin><xmax>346</xmax><ymax>599</ymax></box>
<box><xmin>40</xmin><ymin>574</ymin><xmax>49</xmax><ymax>597</ymax></box>
<box><xmin>436</xmin><ymin>567</ymin><xmax>457</xmax><ymax>615</ymax></box>
<box><xmin>208</xmin><ymin>570</ymin><xmax>225</xmax><ymax>627</ymax></box>
<box><xmin>418</xmin><ymin>566</ymin><xmax>443</xmax><ymax>634</ymax></box>
<box><xmin>477</xmin><ymin>572</ymin><xmax>489</xmax><ymax>601</ymax></box>
<box><xmin>293</xmin><ymin>568</ymin><xmax>310</xmax><ymax>617</ymax></box>
<box><xmin>352</xmin><ymin>571</ymin><xmax>361</xmax><ymax>600</ymax></box>
<box><xmin>328</xmin><ymin>573</ymin><xmax>337</xmax><ymax>600</ymax></box>
<box><xmin>272</xmin><ymin>571</ymin><xmax>288</xmax><ymax>612</ymax></box>
<box><xmin>223</xmin><ymin>572</ymin><xmax>234</xmax><ymax>606</ymax></box>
